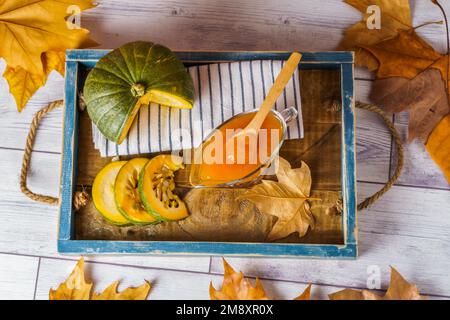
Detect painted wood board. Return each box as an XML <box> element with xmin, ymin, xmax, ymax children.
<box><xmin>391</xmin><ymin>111</ymin><xmax>450</xmax><ymax>190</ymax></box>
<box><xmin>81</xmin><ymin>1</ymin><xmax>447</xmax><ymax>54</ymax></box>
<box><xmin>34</xmin><ymin>256</ymin><xmax>449</xmax><ymax>300</ymax></box>
<box><xmin>33</xmin><ymin>257</ymin><xmax>321</xmax><ymax>300</ymax></box>
<box><xmin>357</xmin><ymin>183</ymin><xmax>450</xmax><ymax>241</ymax></box>
<box><xmin>0</xmin><ymin>253</ymin><xmax>39</xmax><ymax>300</ymax></box>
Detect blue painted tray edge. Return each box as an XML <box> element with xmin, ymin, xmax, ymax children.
<box><xmin>58</xmin><ymin>49</ymin><xmax>357</xmax><ymax>259</ymax></box>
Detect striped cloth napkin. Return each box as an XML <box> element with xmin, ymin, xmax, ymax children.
<box><xmin>92</xmin><ymin>60</ymin><xmax>303</xmax><ymax>157</ymax></box>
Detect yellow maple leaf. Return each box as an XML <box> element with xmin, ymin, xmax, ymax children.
<box><xmin>426</xmin><ymin>114</ymin><xmax>450</xmax><ymax>183</ymax></box>
<box><xmin>4</xmin><ymin>51</ymin><xmax>66</xmax><ymax>111</ymax></box>
<box><xmin>0</xmin><ymin>0</ymin><xmax>96</xmax><ymax>111</ymax></box>
<box><xmin>210</xmin><ymin>259</ymin><xmax>269</xmax><ymax>300</ymax></box>
<box><xmin>92</xmin><ymin>281</ymin><xmax>151</xmax><ymax>300</ymax></box>
<box><xmin>237</xmin><ymin>157</ymin><xmax>316</xmax><ymax>241</ymax></box>
<box><xmin>294</xmin><ymin>284</ymin><xmax>312</xmax><ymax>300</ymax></box>
<box><xmin>339</xmin><ymin>0</ymin><xmax>412</xmax><ymax>70</ymax></box>
<box><xmin>329</xmin><ymin>267</ymin><xmax>426</xmax><ymax>300</ymax></box>
<box><xmin>0</xmin><ymin>0</ymin><xmax>96</xmax><ymax>74</ymax></box>
<box><xmin>49</xmin><ymin>257</ymin><xmax>92</xmax><ymax>300</ymax></box>
<box><xmin>49</xmin><ymin>257</ymin><xmax>151</xmax><ymax>300</ymax></box>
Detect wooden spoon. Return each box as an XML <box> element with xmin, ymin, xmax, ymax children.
<box><xmin>189</xmin><ymin>52</ymin><xmax>302</xmax><ymax>187</ymax></box>
<box><xmin>239</xmin><ymin>52</ymin><xmax>301</xmax><ymax>135</ymax></box>
<box><xmin>225</xmin><ymin>52</ymin><xmax>302</xmax><ymax>161</ymax></box>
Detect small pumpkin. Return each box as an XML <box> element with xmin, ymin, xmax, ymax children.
<box><xmin>83</xmin><ymin>41</ymin><xmax>194</xmax><ymax>144</ymax></box>
<box><xmin>139</xmin><ymin>155</ymin><xmax>189</xmax><ymax>221</ymax></box>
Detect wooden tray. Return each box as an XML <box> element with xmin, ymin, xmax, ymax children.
<box><xmin>58</xmin><ymin>50</ymin><xmax>357</xmax><ymax>258</ymax></box>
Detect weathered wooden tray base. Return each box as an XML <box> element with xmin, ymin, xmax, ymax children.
<box><xmin>75</xmin><ymin>69</ymin><xmax>343</xmax><ymax>244</ymax></box>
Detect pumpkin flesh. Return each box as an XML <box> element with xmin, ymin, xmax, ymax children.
<box><xmin>114</xmin><ymin>158</ymin><xmax>159</xmax><ymax>225</ymax></box>
<box><xmin>139</xmin><ymin>155</ymin><xmax>189</xmax><ymax>221</ymax></box>
<box><xmin>92</xmin><ymin>161</ymin><xmax>131</xmax><ymax>226</ymax></box>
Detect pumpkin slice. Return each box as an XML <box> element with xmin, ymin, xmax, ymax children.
<box><xmin>114</xmin><ymin>158</ymin><xmax>159</xmax><ymax>225</ymax></box>
<box><xmin>92</xmin><ymin>161</ymin><xmax>131</xmax><ymax>226</ymax></box>
<box><xmin>139</xmin><ymin>155</ymin><xmax>189</xmax><ymax>221</ymax></box>
<box><xmin>83</xmin><ymin>41</ymin><xmax>195</xmax><ymax>144</ymax></box>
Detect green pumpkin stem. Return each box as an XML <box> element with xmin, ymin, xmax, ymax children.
<box><xmin>131</xmin><ymin>83</ymin><xmax>146</xmax><ymax>97</ymax></box>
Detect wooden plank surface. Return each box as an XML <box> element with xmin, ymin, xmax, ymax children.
<box><xmin>33</xmin><ymin>257</ymin><xmax>337</xmax><ymax>300</ymax></box>
<box><xmin>34</xmin><ymin>256</ymin><xmax>448</xmax><ymax>300</ymax></box>
<box><xmin>0</xmin><ymin>254</ymin><xmax>39</xmax><ymax>300</ymax></box>
<box><xmin>0</xmin><ymin>0</ymin><xmax>449</xmax><ymax>299</ymax></box>
<box><xmin>391</xmin><ymin>112</ymin><xmax>450</xmax><ymax>190</ymax></box>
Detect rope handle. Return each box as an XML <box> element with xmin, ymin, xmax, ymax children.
<box><xmin>355</xmin><ymin>101</ymin><xmax>404</xmax><ymax>211</ymax></box>
<box><xmin>19</xmin><ymin>100</ymin><xmax>89</xmax><ymax>210</ymax></box>
<box><xmin>20</xmin><ymin>100</ymin><xmax>403</xmax><ymax>212</ymax></box>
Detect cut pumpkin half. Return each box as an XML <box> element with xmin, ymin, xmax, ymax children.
<box><xmin>114</xmin><ymin>158</ymin><xmax>159</xmax><ymax>225</ymax></box>
<box><xmin>92</xmin><ymin>161</ymin><xmax>131</xmax><ymax>226</ymax></box>
<box><xmin>84</xmin><ymin>41</ymin><xmax>195</xmax><ymax>144</ymax></box>
<box><xmin>139</xmin><ymin>155</ymin><xmax>189</xmax><ymax>221</ymax></box>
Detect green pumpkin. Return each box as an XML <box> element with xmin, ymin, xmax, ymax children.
<box><xmin>83</xmin><ymin>41</ymin><xmax>194</xmax><ymax>144</ymax></box>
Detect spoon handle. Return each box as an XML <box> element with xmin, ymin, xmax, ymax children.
<box><xmin>245</xmin><ymin>52</ymin><xmax>302</xmax><ymax>133</ymax></box>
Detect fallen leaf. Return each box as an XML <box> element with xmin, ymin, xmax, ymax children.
<box><xmin>49</xmin><ymin>257</ymin><xmax>92</xmax><ymax>300</ymax></box>
<box><xmin>4</xmin><ymin>51</ymin><xmax>66</xmax><ymax>111</ymax></box>
<box><xmin>362</xmin><ymin>29</ymin><xmax>446</xmax><ymax>83</ymax></box>
<box><xmin>371</xmin><ymin>69</ymin><xmax>449</xmax><ymax>142</ymax></box>
<box><xmin>339</xmin><ymin>0</ymin><xmax>412</xmax><ymax>70</ymax></box>
<box><xmin>0</xmin><ymin>0</ymin><xmax>96</xmax><ymax>74</ymax></box>
<box><xmin>0</xmin><ymin>0</ymin><xmax>96</xmax><ymax>111</ymax></box>
<box><xmin>340</xmin><ymin>1</ymin><xmax>449</xmax><ymax>95</ymax></box>
<box><xmin>210</xmin><ymin>259</ymin><xmax>268</xmax><ymax>300</ymax></box>
<box><xmin>426</xmin><ymin>114</ymin><xmax>450</xmax><ymax>183</ymax></box>
<box><xmin>237</xmin><ymin>157</ymin><xmax>315</xmax><ymax>241</ymax></box>
<box><xmin>294</xmin><ymin>284</ymin><xmax>312</xmax><ymax>300</ymax></box>
<box><xmin>92</xmin><ymin>281</ymin><xmax>151</xmax><ymax>300</ymax></box>
<box><xmin>329</xmin><ymin>267</ymin><xmax>426</xmax><ymax>300</ymax></box>
<box><xmin>43</xmin><ymin>51</ymin><xmax>66</xmax><ymax>76</ymax></box>
<box><xmin>49</xmin><ymin>257</ymin><xmax>151</xmax><ymax>300</ymax></box>
<box><xmin>341</xmin><ymin>0</ymin><xmax>450</xmax><ymax>179</ymax></box>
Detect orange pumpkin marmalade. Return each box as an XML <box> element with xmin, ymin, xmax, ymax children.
<box><xmin>192</xmin><ymin>111</ymin><xmax>283</xmax><ymax>186</ymax></box>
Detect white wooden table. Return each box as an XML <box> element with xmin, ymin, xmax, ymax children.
<box><xmin>1</xmin><ymin>0</ymin><xmax>449</xmax><ymax>300</ymax></box>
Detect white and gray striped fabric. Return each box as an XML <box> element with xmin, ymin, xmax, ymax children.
<box><xmin>92</xmin><ymin>60</ymin><xmax>303</xmax><ymax>157</ymax></box>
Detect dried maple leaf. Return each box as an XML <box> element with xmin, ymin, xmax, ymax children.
<box><xmin>426</xmin><ymin>114</ymin><xmax>450</xmax><ymax>183</ymax></box>
<box><xmin>49</xmin><ymin>257</ymin><xmax>92</xmax><ymax>300</ymax></box>
<box><xmin>329</xmin><ymin>267</ymin><xmax>426</xmax><ymax>300</ymax></box>
<box><xmin>92</xmin><ymin>281</ymin><xmax>151</xmax><ymax>300</ymax></box>
<box><xmin>4</xmin><ymin>51</ymin><xmax>66</xmax><ymax>111</ymax></box>
<box><xmin>49</xmin><ymin>257</ymin><xmax>151</xmax><ymax>300</ymax></box>
<box><xmin>339</xmin><ymin>0</ymin><xmax>412</xmax><ymax>70</ymax></box>
<box><xmin>210</xmin><ymin>259</ymin><xmax>269</xmax><ymax>300</ymax></box>
<box><xmin>362</xmin><ymin>29</ymin><xmax>449</xmax><ymax>92</ymax></box>
<box><xmin>341</xmin><ymin>1</ymin><xmax>449</xmax><ymax>95</ymax></box>
<box><xmin>0</xmin><ymin>0</ymin><xmax>96</xmax><ymax>74</ymax></box>
<box><xmin>371</xmin><ymin>69</ymin><xmax>449</xmax><ymax>142</ymax></box>
<box><xmin>237</xmin><ymin>157</ymin><xmax>315</xmax><ymax>241</ymax></box>
<box><xmin>0</xmin><ymin>0</ymin><xmax>97</xmax><ymax>111</ymax></box>
<box><xmin>294</xmin><ymin>284</ymin><xmax>312</xmax><ymax>300</ymax></box>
